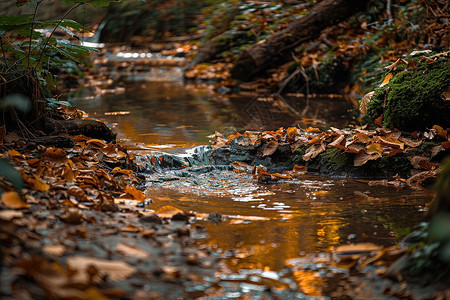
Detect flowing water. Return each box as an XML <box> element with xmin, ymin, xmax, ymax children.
<box><xmin>69</xmin><ymin>60</ymin><xmax>433</xmax><ymax>298</ymax></box>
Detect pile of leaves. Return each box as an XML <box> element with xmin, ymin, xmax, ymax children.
<box><xmin>209</xmin><ymin>123</ymin><xmax>449</xmax><ymax>183</ymax></box>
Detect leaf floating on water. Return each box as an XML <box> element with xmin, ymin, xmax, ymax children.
<box><xmin>66</xmin><ymin>256</ymin><xmax>136</xmax><ymax>282</ymax></box>
<box><xmin>334</xmin><ymin>243</ymin><xmax>382</xmax><ymax>257</ymax></box>
<box><xmin>231</xmin><ymin>161</ymin><xmax>254</xmax><ymax>173</ymax></box>
<box><xmin>262</xmin><ymin>140</ymin><xmax>279</xmax><ymax>157</ymax></box>
<box><xmin>156</xmin><ymin>205</ymin><xmax>184</xmax><ymax>218</ymax></box>
<box><xmin>1</xmin><ymin>191</ymin><xmax>29</xmax><ymax>209</ymax></box>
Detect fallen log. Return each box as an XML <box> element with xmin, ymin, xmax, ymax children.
<box><xmin>230</xmin><ymin>0</ymin><xmax>369</xmax><ymax>81</ymax></box>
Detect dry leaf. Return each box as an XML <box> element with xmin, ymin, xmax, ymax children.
<box><xmin>66</xmin><ymin>256</ymin><xmax>136</xmax><ymax>282</ymax></box>
<box><xmin>43</xmin><ymin>244</ymin><xmax>66</xmax><ymax>256</ymax></box>
<box><xmin>380</xmin><ymin>73</ymin><xmax>393</xmax><ymax>87</ymax></box>
<box><xmin>384</xmin><ymin>58</ymin><xmax>407</xmax><ymax>72</ymax></box>
<box><xmin>354</xmin><ymin>150</ymin><xmax>381</xmax><ymax>166</ymax></box>
<box><xmin>156</xmin><ymin>205</ymin><xmax>184</xmax><ymax>218</ymax></box>
<box><xmin>1</xmin><ymin>191</ymin><xmax>29</xmax><ymax>209</ymax></box>
<box><xmin>262</xmin><ymin>140</ymin><xmax>279</xmax><ymax>157</ymax></box>
<box><xmin>0</xmin><ymin>210</ymin><xmax>23</xmax><ymax>220</ymax></box>
<box><xmin>67</xmin><ymin>186</ymin><xmax>89</xmax><ymax>202</ymax></box>
<box><xmin>124</xmin><ymin>186</ymin><xmax>146</xmax><ymax>201</ymax></box>
<box><xmin>116</xmin><ymin>242</ymin><xmax>151</xmax><ymax>258</ymax></box>
<box><xmin>121</xmin><ymin>224</ymin><xmax>143</xmax><ymax>232</ymax></box>
<box><xmin>60</xmin><ymin>208</ymin><xmax>83</xmax><ymax>224</ymax></box>
<box><xmin>86</xmin><ymin>139</ymin><xmax>108</xmax><ymax>148</ymax></box>
<box><xmin>334</xmin><ymin>243</ymin><xmax>382</xmax><ymax>256</ymax></box>
<box><xmin>231</xmin><ymin>161</ymin><xmax>254</xmax><ymax>173</ymax></box>
<box><xmin>302</xmin><ymin>143</ymin><xmax>326</xmax><ymax>161</ymax></box>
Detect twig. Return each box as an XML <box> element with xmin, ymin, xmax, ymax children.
<box><xmin>386</xmin><ymin>0</ymin><xmax>392</xmax><ymax>21</ymax></box>
<box><xmin>28</xmin><ymin>0</ymin><xmax>41</xmax><ymax>69</ymax></box>
<box><xmin>0</xmin><ymin>39</ymin><xmax>9</xmax><ymax>68</ymax></box>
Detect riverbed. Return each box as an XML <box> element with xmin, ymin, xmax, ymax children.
<box><xmin>68</xmin><ymin>64</ymin><xmax>433</xmax><ymax>298</ymax></box>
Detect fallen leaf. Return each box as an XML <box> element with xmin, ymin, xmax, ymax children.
<box><xmin>334</xmin><ymin>243</ymin><xmax>382</xmax><ymax>256</ymax></box>
<box><xmin>432</xmin><ymin>125</ymin><xmax>447</xmax><ymax>140</ymax></box>
<box><xmin>0</xmin><ymin>210</ymin><xmax>23</xmax><ymax>220</ymax></box>
<box><xmin>8</xmin><ymin>149</ymin><xmax>23</xmax><ymax>160</ymax></box>
<box><xmin>60</xmin><ymin>208</ymin><xmax>83</xmax><ymax>224</ymax></box>
<box><xmin>398</xmin><ymin>136</ymin><xmax>423</xmax><ymax>148</ymax></box>
<box><xmin>376</xmin><ymin>136</ymin><xmax>404</xmax><ymax>150</ymax></box>
<box><xmin>302</xmin><ymin>143</ymin><xmax>326</xmax><ymax>161</ymax></box>
<box><xmin>156</xmin><ymin>205</ymin><xmax>184</xmax><ymax>218</ymax></box>
<box><xmin>86</xmin><ymin>139</ymin><xmax>108</xmax><ymax>148</ymax></box>
<box><xmin>43</xmin><ymin>244</ymin><xmax>66</xmax><ymax>256</ymax></box>
<box><xmin>111</xmin><ymin>167</ymin><xmax>133</xmax><ymax>176</ymax></box>
<box><xmin>384</xmin><ymin>58</ymin><xmax>407</xmax><ymax>72</ymax></box>
<box><xmin>374</xmin><ymin>115</ymin><xmax>383</xmax><ymax>127</ymax></box>
<box><xmin>231</xmin><ymin>161</ymin><xmax>254</xmax><ymax>173</ymax></box>
<box><xmin>121</xmin><ymin>224</ymin><xmax>142</xmax><ymax>232</ymax></box>
<box><xmin>359</xmin><ymin>91</ymin><xmax>374</xmax><ymax>114</ymax></box>
<box><xmin>354</xmin><ymin>150</ymin><xmax>381</xmax><ymax>166</ymax></box>
<box><xmin>328</xmin><ymin>135</ymin><xmax>346</xmax><ymax>150</ymax></box>
<box><xmin>366</xmin><ymin>143</ymin><xmax>383</xmax><ymax>154</ymax></box>
<box><xmin>443</xmin><ymin>87</ymin><xmax>450</xmax><ymax>101</ymax></box>
<box><xmin>1</xmin><ymin>191</ymin><xmax>29</xmax><ymax>209</ymax></box>
<box><xmin>66</xmin><ymin>256</ymin><xmax>136</xmax><ymax>282</ymax></box>
<box><xmin>442</xmin><ymin>140</ymin><xmax>450</xmax><ymax>149</ymax></box>
<box><xmin>43</xmin><ymin>147</ymin><xmax>67</xmax><ymax>164</ymax></box>
<box><xmin>124</xmin><ymin>186</ymin><xmax>146</xmax><ymax>201</ymax></box>
<box><xmin>262</xmin><ymin>140</ymin><xmax>279</xmax><ymax>157</ymax></box>
<box><xmin>116</xmin><ymin>242</ymin><xmax>151</xmax><ymax>258</ymax></box>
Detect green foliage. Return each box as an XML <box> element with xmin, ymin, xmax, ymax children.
<box><xmin>0</xmin><ymin>158</ymin><xmax>24</xmax><ymax>192</ymax></box>
<box><xmin>0</xmin><ymin>0</ymin><xmax>116</xmax><ymax>110</ymax></box>
<box><xmin>366</xmin><ymin>58</ymin><xmax>450</xmax><ymax>131</ymax></box>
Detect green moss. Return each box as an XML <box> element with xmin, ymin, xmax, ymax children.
<box><xmin>366</xmin><ymin>153</ymin><xmax>412</xmax><ymax>177</ymax></box>
<box><xmin>367</xmin><ymin>58</ymin><xmax>450</xmax><ymax>131</ymax></box>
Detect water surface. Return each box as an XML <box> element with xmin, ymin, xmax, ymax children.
<box><xmin>69</xmin><ymin>78</ymin><xmax>433</xmax><ymax>297</ymax></box>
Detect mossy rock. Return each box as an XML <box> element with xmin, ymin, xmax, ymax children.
<box><xmin>366</xmin><ymin>58</ymin><xmax>450</xmax><ymax>132</ymax></box>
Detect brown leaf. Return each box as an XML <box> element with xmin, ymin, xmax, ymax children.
<box><xmin>286</xmin><ymin>127</ymin><xmax>299</xmax><ymax>142</ymax></box>
<box><xmin>0</xmin><ymin>210</ymin><xmax>23</xmax><ymax>220</ymax></box>
<box><xmin>66</xmin><ymin>256</ymin><xmax>136</xmax><ymax>282</ymax></box>
<box><xmin>384</xmin><ymin>58</ymin><xmax>407</xmax><ymax>72</ymax></box>
<box><xmin>116</xmin><ymin>242</ymin><xmax>151</xmax><ymax>258</ymax></box>
<box><xmin>262</xmin><ymin>140</ymin><xmax>279</xmax><ymax>157</ymax></box>
<box><xmin>328</xmin><ymin>135</ymin><xmax>346</xmax><ymax>149</ymax></box>
<box><xmin>366</xmin><ymin>143</ymin><xmax>383</xmax><ymax>154</ymax></box>
<box><xmin>124</xmin><ymin>186</ymin><xmax>146</xmax><ymax>201</ymax></box>
<box><xmin>375</xmin><ymin>115</ymin><xmax>383</xmax><ymax>127</ymax></box>
<box><xmin>443</xmin><ymin>87</ymin><xmax>450</xmax><ymax>101</ymax></box>
<box><xmin>86</xmin><ymin>139</ymin><xmax>108</xmax><ymax>148</ymax></box>
<box><xmin>354</xmin><ymin>150</ymin><xmax>381</xmax><ymax>167</ymax></box>
<box><xmin>8</xmin><ymin>149</ymin><xmax>23</xmax><ymax>160</ymax></box>
<box><xmin>292</xmin><ymin>165</ymin><xmax>307</xmax><ymax>176</ymax></box>
<box><xmin>354</xmin><ymin>132</ymin><xmax>371</xmax><ymax>144</ymax></box>
<box><xmin>43</xmin><ymin>147</ymin><xmax>67</xmax><ymax>162</ymax></box>
<box><xmin>156</xmin><ymin>205</ymin><xmax>184</xmax><ymax>218</ymax></box>
<box><xmin>302</xmin><ymin>143</ymin><xmax>326</xmax><ymax>161</ymax></box>
<box><xmin>405</xmin><ymin>60</ymin><xmax>418</xmax><ymax>71</ymax></box>
<box><xmin>1</xmin><ymin>191</ymin><xmax>29</xmax><ymax>209</ymax></box>
<box><xmin>442</xmin><ymin>140</ymin><xmax>450</xmax><ymax>149</ymax></box>
<box><xmin>43</xmin><ymin>244</ymin><xmax>66</xmax><ymax>256</ymax></box>
<box><xmin>111</xmin><ymin>167</ymin><xmax>133</xmax><ymax>176</ymax></box>
<box><xmin>29</xmin><ymin>174</ymin><xmax>50</xmax><ymax>191</ymax></box>
<box><xmin>231</xmin><ymin>161</ymin><xmax>254</xmax><ymax>173</ymax></box>
<box><xmin>432</xmin><ymin>125</ymin><xmax>447</xmax><ymax>140</ymax></box>
<box><xmin>67</xmin><ymin>186</ymin><xmax>89</xmax><ymax>202</ymax></box>
<box><xmin>398</xmin><ymin>136</ymin><xmax>423</xmax><ymax>148</ymax></box>
<box><xmin>359</xmin><ymin>91</ymin><xmax>374</xmax><ymax>114</ymax></box>
<box><xmin>121</xmin><ymin>224</ymin><xmax>142</xmax><ymax>233</ymax></box>
<box><xmin>376</xmin><ymin>136</ymin><xmax>404</xmax><ymax>150</ymax></box>
<box><xmin>60</xmin><ymin>208</ymin><xmax>83</xmax><ymax>224</ymax></box>
<box><xmin>334</xmin><ymin>243</ymin><xmax>382</xmax><ymax>256</ymax></box>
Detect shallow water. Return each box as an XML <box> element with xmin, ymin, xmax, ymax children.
<box><xmin>69</xmin><ymin>78</ymin><xmax>433</xmax><ymax>297</ymax></box>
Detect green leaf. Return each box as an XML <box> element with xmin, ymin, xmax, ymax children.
<box><xmin>0</xmin><ymin>158</ymin><xmax>23</xmax><ymax>191</ymax></box>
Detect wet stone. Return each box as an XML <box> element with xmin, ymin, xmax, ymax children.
<box><xmin>139</xmin><ymin>213</ymin><xmax>163</xmax><ymax>224</ymax></box>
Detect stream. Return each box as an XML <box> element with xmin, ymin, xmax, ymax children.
<box><xmin>68</xmin><ymin>53</ymin><xmax>433</xmax><ymax>298</ymax></box>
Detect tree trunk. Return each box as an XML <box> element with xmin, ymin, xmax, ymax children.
<box><xmin>230</xmin><ymin>0</ymin><xmax>369</xmax><ymax>81</ymax></box>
